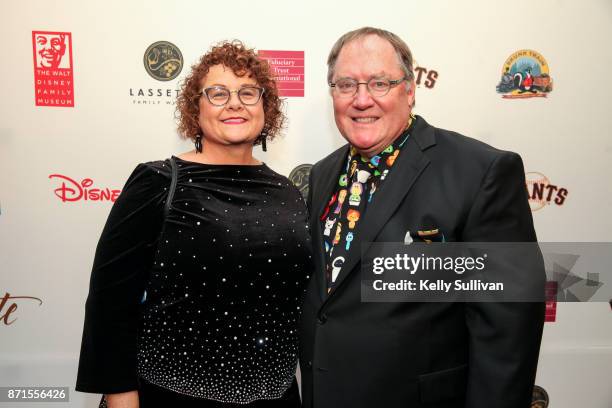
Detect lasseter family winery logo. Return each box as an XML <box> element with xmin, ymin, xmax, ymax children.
<box><xmin>130</xmin><ymin>41</ymin><xmax>182</xmax><ymax>105</ymax></box>
<box><xmin>496</xmin><ymin>50</ymin><xmax>553</xmax><ymax>99</ymax></box>
<box><xmin>49</xmin><ymin>174</ymin><xmax>121</xmax><ymax>203</ymax></box>
<box><xmin>259</xmin><ymin>50</ymin><xmax>304</xmax><ymax>97</ymax></box>
<box><xmin>525</xmin><ymin>172</ymin><xmax>568</xmax><ymax>211</ymax></box>
<box><xmin>32</xmin><ymin>31</ymin><xmax>74</xmax><ymax>107</ymax></box>
<box><xmin>143</xmin><ymin>41</ymin><xmax>183</xmax><ymax>81</ymax></box>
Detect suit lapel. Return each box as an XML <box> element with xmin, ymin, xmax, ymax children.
<box><xmin>323</xmin><ymin>117</ymin><xmax>436</xmax><ymax>304</ymax></box>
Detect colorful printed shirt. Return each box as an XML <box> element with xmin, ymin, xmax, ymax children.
<box><xmin>320</xmin><ymin>119</ymin><xmax>414</xmax><ymax>293</ymax></box>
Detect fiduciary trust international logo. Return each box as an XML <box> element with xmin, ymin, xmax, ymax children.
<box><xmin>496</xmin><ymin>49</ymin><xmax>553</xmax><ymax>98</ymax></box>
<box><xmin>143</xmin><ymin>41</ymin><xmax>183</xmax><ymax>81</ymax></box>
<box><xmin>259</xmin><ymin>50</ymin><xmax>305</xmax><ymax>97</ymax></box>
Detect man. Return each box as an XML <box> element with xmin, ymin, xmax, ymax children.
<box><xmin>35</xmin><ymin>33</ymin><xmax>68</xmax><ymax>69</ymax></box>
<box><xmin>299</xmin><ymin>27</ymin><xmax>545</xmax><ymax>408</ymax></box>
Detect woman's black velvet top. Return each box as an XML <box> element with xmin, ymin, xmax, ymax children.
<box><xmin>76</xmin><ymin>157</ymin><xmax>312</xmax><ymax>404</ymax></box>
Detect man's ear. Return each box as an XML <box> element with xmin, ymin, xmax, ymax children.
<box><xmin>407</xmin><ymin>79</ymin><xmax>416</xmax><ymax>108</ymax></box>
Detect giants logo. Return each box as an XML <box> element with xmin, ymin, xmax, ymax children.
<box><xmin>414</xmin><ymin>65</ymin><xmax>438</xmax><ymax>89</ymax></box>
<box><xmin>49</xmin><ymin>174</ymin><xmax>121</xmax><ymax>203</ymax></box>
<box><xmin>525</xmin><ymin>172</ymin><xmax>568</xmax><ymax>211</ymax></box>
<box><xmin>32</xmin><ymin>31</ymin><xmax>74</xmax><ymax>107</ymax></box>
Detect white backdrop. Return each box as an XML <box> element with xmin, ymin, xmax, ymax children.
<box><xmin>1</xmin><ymin>0</ymin><xmax>611</xmax><ymax>407</ymax></box>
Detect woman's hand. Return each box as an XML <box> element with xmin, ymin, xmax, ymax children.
<box><xmin>105</xmin><ymin>391</ymin><xmax>139</xmax><ymax>408</ymax></box>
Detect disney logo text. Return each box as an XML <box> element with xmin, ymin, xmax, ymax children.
<box><xmin>49</xmin><ymin>174</ymin><xmax>121</xmax><ymax>202</ymax></box>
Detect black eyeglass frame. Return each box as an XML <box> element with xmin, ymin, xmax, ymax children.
<box><xmin>328</xmin><ymin>77</ymin><xmax>409</xmax><ymax>97</ymax></box>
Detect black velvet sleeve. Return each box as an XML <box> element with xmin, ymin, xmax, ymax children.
<box><xmin>76</xmin><ymin>161</ymin><xmax>170</xmax><ymax>394</ymax></box>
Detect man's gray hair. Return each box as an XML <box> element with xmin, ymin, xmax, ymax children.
<box><xmin>327</xmin><ymin>27</ymin><xmax>415</xmax><ymax>84</ymax></box>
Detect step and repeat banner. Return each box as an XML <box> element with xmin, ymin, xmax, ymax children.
<box><xmin>1</xmin><ymin>0</ymin><xmax>611</xmax><ymax>407</ymax></box>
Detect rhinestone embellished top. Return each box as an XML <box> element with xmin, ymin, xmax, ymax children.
<box><xmin>76</xmin><ymin>157</ymin><xmax>312</xmax><ymax>404</ymax></box>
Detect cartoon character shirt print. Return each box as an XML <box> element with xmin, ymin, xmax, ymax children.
<box><xmin>320</xmin><ymin>119</ymin><xmax>413</xmax><ymax>293</ymax></box>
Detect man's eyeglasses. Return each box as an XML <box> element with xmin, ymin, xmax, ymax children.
<box><xmin>329</xmin><ymin>77</ymin><xmax>408</xmax><ymax>98</ymax></box>
<box><xmin>200</xmin><ymin>86</ymin><xmax>265</xmax><ymax>106</ymax></box>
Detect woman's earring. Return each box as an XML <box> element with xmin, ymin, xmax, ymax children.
<box><xmin>260</xmin><ymin>130</ymin><xmax>268</xmax><ymax>152</ymax></box>
<box><xmin>195</xmin><ymin>135</ymin><xmax>203</xmax><ymax>153</ymax></box>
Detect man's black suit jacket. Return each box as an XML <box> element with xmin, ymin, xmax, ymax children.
<box><xmin>299</xmin><ymin>116</ymin><xmax>545</xmax><ymax>408</ymax></box>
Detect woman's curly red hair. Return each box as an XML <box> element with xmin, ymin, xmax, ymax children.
<box><xmin>176</xmin><ymin>40</ymin><xmax>284</xmax><ymax>146</ymax></box>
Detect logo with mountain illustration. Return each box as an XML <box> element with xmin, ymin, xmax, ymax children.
<box><xmin>496</xmin><ymin>50</ymin><xmax>553</xmax><ymax>98</ymax></box>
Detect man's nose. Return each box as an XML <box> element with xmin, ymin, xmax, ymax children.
<box><xmin>352</xmin><ymin>84</ymin><xmax>375</xmax><ymax>109</ymax></box>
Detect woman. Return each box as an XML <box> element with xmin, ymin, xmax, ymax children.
<box><xmin>76</xmin><ymin>40</ymin><xmax>312</xmax><ymax>407</ymax></box>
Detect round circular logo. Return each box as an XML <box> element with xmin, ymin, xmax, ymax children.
<box><xmin>496</xmin><ymin>49</ymin><xmax>553</xmax><ymax>97</ymax></box>
<box><xmin>525</xmin><ymin>172</ymin><xmax>550</xmax><ymax>211</ymax></box>
<box><xmin>288</xmin><ymin>164</ymin><xmax>312</xmax><ymax>199</ymax></box>
<box><xmin>531</xmin><ymin>385</ymin><xmax>549</xmax><ymax>408</ymax></box>
<box><xmin>143</xmin><ymin>41</ymin><xmax>183</xmax><ymax>81</ymax></box>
